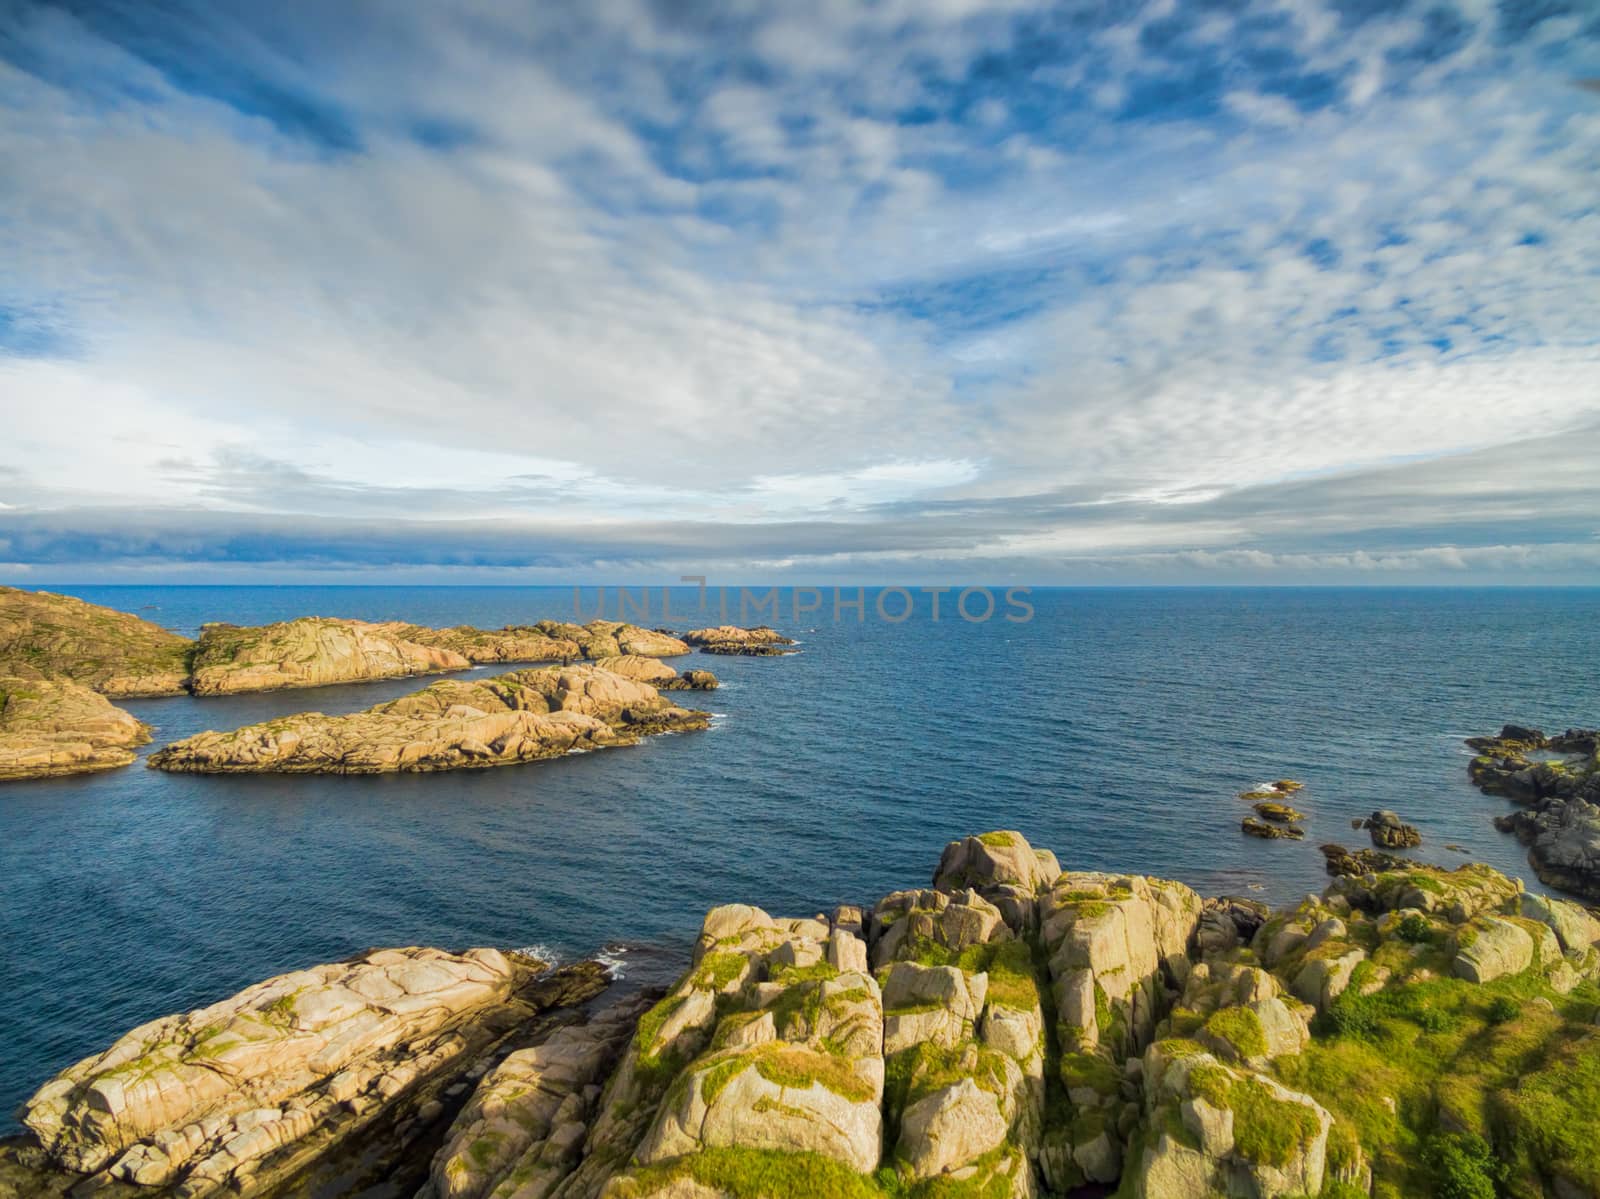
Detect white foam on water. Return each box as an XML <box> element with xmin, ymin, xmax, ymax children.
<box><xmin>513</xmin><ymin>943</ymin><xmax>563</xmax><ymax>968</ymax></box>
<box><xmin>595</xmin><ymin>945</ymin><xmax>629</xmax><ymax>979</ymax></box>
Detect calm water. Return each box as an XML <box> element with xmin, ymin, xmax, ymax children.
<box><xmin>3</xmin><ymin>585</ymin><xmax>1598</xmax><ymax>1127</ymax></box>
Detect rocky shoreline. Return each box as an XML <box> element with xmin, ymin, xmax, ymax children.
<box><xmin>1468</xmin><ymin>724</ymin><xmax>1600</xmax><ymax>900</ymax></box>
<box><xmin>7</xmin><ymin>830</ymin><xmax>1600</xmax><ymax>1198</ymax></box>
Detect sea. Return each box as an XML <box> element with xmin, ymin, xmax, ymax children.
<box><xmin>2</xmin><ymin>585</ymin><xmax>1597</xmax><ymax>1127</ymax></box>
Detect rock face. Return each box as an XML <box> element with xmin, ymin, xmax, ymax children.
<box><xmin>678</xmin><ymin>626</ymin><xmax>796</xmax><ymax>656</ymax></box>
<box><xmin>1468</xmin><ymin>725</ymin><xmax>1600</xmax><ymax>899</ymax></box>
<box><xmin>14</xmin><ymin>833</ymin><xmax>1600</xmax><ymax>1199</ymax></box>
<box><xmin>149</xmin><ymin>666</ymin><xmax>709</xmax><ymax>774</ymax></box>
<box><xmin>188</xmin><ymin>618</ymin><xmax>472</xmax><ymax>695</ymax></box>
<box><xmin>17</xmin><ymin>947</ymin><xmax>610</xmax><ymax>1196</ymax></box>
<box><xmin>0</xmin><ymin>675</ymin><xmax>152</xmax><ymax>780</ymax></box>
<box><xmin>0</xmin><ymin>586</ymin><xmax>193</xmax><ymax>697</ymax></box>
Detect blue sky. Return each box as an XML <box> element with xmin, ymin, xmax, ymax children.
<box><xmin>0</xmin><ymin>0</ymin><xmax>1597</xmax><ymax>584</ymax></box>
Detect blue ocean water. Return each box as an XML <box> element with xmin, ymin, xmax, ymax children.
<box><xmin>2</xmin><ymin>585</ymin><xmax>1598</xmax><ymax>1128</ymax></box>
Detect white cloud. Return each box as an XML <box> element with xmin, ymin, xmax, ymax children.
<box><xmin>0</xmin><ymin>0</ymin><xmax>1596</xmax><ymax>579</ymax></box>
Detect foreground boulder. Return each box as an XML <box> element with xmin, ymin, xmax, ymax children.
<box><xmin>17</xmin><ymin>948</ymin><xmax>609</xmax><ymax>1196</ymax></box>
<box><xmin>12</xmin><ymin>834</ymin><xmax>1600</xmax><ymax>1199</ymax></box>
<box><xmin>0</xmin><ymin>675</ymin><xmax>152</xmax><ymax>780</ymax></box>
<box><xmin>0</xmin><ymin>586</ymin><xmax>193</xmax><ymax>697</ymax></box>
<box><xmin>149</xmin><ymin>666</ymin><xmax>708</xmax><ymax>774</ymax></box>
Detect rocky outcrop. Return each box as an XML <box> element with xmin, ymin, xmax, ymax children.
<box><xmin>380</xmin><ymin>623</ymin><xmax>586</xmax><ymax>665</ymax></box>
<box><xmin>1318</xmin><ymin>842</ymin><xmax>1417</xmax><ymax>877</ymax></box>
<box><xmin>16</xmin><ymin>947</ymin><xmax>610</xmax><ymax>1196</ymax></box>
<box><xmin>591</xmin><ymin>655</ymin><xmax>718</xmax><ymax>691</ymax></box>
<box><xmin>0</xmin><ymin>586</ymin><xmax>193</xmax><ymax>697</ymax></box>
<box><xmin>13</xmin><ymin>835</ymin><xmax>1600</xmax><ymax>1199</ymax></box>
<box><xmin>1468</xmin><ymin>724</ymin><xmax>1600</xmax><ymax>900</ymax></box>
<box><xmin>1034</xmin><ymin>868</ymin><xmax>1200</xmax><ymax>1191</ymax></box>
<box><xmin>1358</xmin><ymin>809</ymin><xmax>1422</xmax><ymax>848</ymax></box>
<box><xmin>678</xmin><ymin>626</ymin><xmax>796</xmax><ymax>656</ymax></box>
<box><xmin>148</xmin><ymin>666</ymin><xmax>708</xmax><ymax>774</ymax></box>
<box><xmin>0</xmin><ymin>675</ymin><xmax>152</xmax><ymax>780</ymax></box>
<box><xmin>1135</xmin><ymin>1041</ymin><xmax>1331</xmax><ymax>1199</ymax></box>
<box><xmin>536</xmin><ymin>622</ymin><xmax>690</xmax><ymax>660</ymax></box>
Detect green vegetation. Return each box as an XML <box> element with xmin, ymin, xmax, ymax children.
<box><xmin>1187</xmin><ymin>1065</ymin><xmax>1322</xmax><ymax>1168</ymax></box>
<box><xmin>976</xmin><ymin>831</ymin><xmax>1020</xmax><ymax>848</ymax></box>
<box><xmin>612</xmin><ymin>1147</ymin><xmax>883</xmax><ymax>1199</ymax></box>
<box><xmin>693</xmin><ymin>952</ymin><xmax>748</xmax><ymax>991</ymax></box>
<box><xmin>1274</xmin><ymin>957</ymin><xmax>1600</xmax><ymax>1198</ymax></box>
<box><xmin>1205</xmin><ymin>1005</ymin><xmax>1269</xmax><ymax>1060</ymax></box>
<box><xmin>1421</xmin><ymin>1132</ymin><xmax>1500</xmax><ymax>1199</ymax></box>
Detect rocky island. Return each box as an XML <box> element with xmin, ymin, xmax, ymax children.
<box><xmin>8</xmin><ymin>829</ymin><xmax>1600</xmax><ymax>1199</ymax></box>
<box><xmin>680</xmin><ymin>627</ymin><xmax>797</xmax><ymax>656</ymax></box>
<box><xmin>0</xmin><ymin>588</ymin><xmax>761</xmax><ymax>779</ymax></box>
<box><xmin>188</xmin><ymin>618</ymin><xmax>697</xmax><ymax>696</ymax></box>
<box><xmin>0</xmin><ymin>675</ymin><xmax>152</xmax><ymax>780</ymax></box>
<box><xmin>1469</xmin><ymin>725</ymin><xmax>1600</xmax><ymax>900</ymax></box>
<box><xmin>0</xmin><ymin>586</ymin><xmax>193</xmax><ymax>697</ymax></box>
<box><xmin>149</xmin><ymin>663</ymin><xmax>710</xmax><ymax>774</ymax></box>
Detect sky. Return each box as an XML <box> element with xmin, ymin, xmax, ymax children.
<box><xmin>0</xmin><ymin>0</ymin><xmax>1597</xmax><ymax>585</ymax></box>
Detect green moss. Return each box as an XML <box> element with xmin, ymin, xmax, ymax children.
<box><xmin>694</xmin><ymin>952</ymin><xmax>749</xmax><ymax>991</ymax></box>
<box><xmin>731</xmin><ymin>1043</ymin><xmax>876</xmax><ymax>1103</ymax></box>
<box><xmin>768</xmin><ymin>960</ymin><xmax>839</xmax><ymax>985</ymax></box>
<box><xmin>635</xmin><ymin>992</ymin><xmax>685</xmax><ymax>1057</ymax></box>
<box><xmin>1206</xmin><ymin>1005</ymin><xmax>1269</xmax><ymax>1060</ymax></box>
<box><xmin>977</xmin><ymin>831</ymin><xmax>1020</xmax><ymax>848</ymax></box>
<box><xmin>701</xmin><ymin>1056</ymin><xmax>749</xmax><ymax>1106</ymax></box>
<box><xmin>1189</xmin><ymin>1065</ymin><xmax>1322</xmax><ymax>1168</ymax></box>
<box><xmin>1059</xmin><ymin>1051</ymin><xmax>1121</xmax><ymax>1096</ymax></box>
<box><xmin>611</xmin><ymin>1147</ymin><xmax>882</xmax><ymax>1199</ymax></box>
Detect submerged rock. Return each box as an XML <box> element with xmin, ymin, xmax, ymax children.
<box><xmin>0</xmin><ymin>675</ymin><xmax>152</xmax><ymax>780</ymax></box>
<box><xmin>1318</xmin><ymin>843</ymin><xmax>1417</xmax><ymax>877</ymax></box>
<box><xmin>1243</xmin><ymin>816</ymin><xmax>1304</xmax><ymax>840</ymax></box>
<box><xmin>0</xmin><ymin>586</ymin><xmax>193</xmax><ymax>697</ymax></box>
<box><xmin>148</xmin><ymin>665</ymin><xmax>708</xmax><ymax>774</ymax></box>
